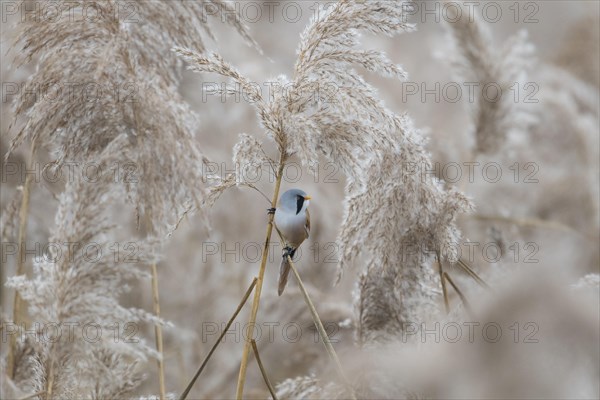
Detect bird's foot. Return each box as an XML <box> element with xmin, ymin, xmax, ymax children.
<box><xmin>267</xmin><ymin>207</ymin><xmax>276</xmax><ymax>215</ymax></box>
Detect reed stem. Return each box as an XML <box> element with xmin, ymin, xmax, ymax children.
<box><xmin>436</xmin><ymin>250</ymin><xmax>450</xmax><ymax>313</ymax></box>
<box><xmin>180</xmin><ymin>278</ymin><xmax>257</xmax><ymax>400</ymax></box>
<box><xmin>151</xmin><ymin>262</ymin><xmax>166</xmax><ymax>400</ymax></box>
<box><xmin>8</xmin><ymin>139</ymin><xmax>37</xmax><ymax>380</ymax></box>
<box><xmin>286</xmin><ymin>254</ymin><xmax>356</xmax><ymax>399</ymax></box>
<box><xmin>443</xmin><ymin>272</ymin><xmax>475</xmax><ymax>317</ymax></box>
<box><xmin>235</xmin><ymin>153</ymin><xmax>286</xmax><ymax>399</ymax></box>
<box><xmin>251</xmin><ymin>339</ymin><xmax>278</xmax><ymax>400</ymax></box>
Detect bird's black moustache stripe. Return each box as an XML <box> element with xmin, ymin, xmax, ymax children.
<box><xmin>296</xmin><ymin>196</ymin><xmax>304</xmax><ymax>214</ymax></box>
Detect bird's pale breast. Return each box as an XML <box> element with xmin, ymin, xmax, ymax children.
<box><xmin>274</xmin><ymin>209</ymin><xmax>308</xmax><ymax>248</ymax></box>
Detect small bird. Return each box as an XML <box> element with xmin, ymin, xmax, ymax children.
<box><xmin>273</xmin><ymin>189</ymin><xmax>311</xmax><ymax>296</ymax></box>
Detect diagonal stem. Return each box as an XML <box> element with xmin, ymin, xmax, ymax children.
<box><xmin>286</xmin><ymin>255</ymin><xmax>357</xmax><ymax>400</ymax></box>
<box><xmin>180</xmin><ymin>278</ymin><xmax>257</xmax><ymax>400</ymax></box>
<box><xmin>18</xmin><ymin>391</ymin><xmax>46</xmax><ymax>400</ymax></box>
<box><xmin>235</xmin><ymin>153</ymin><xmax>286</xmax><ymax>399</ymax></box>
<box><xmin>272</xmin><ymin>227</ymin><xmax>355</xmax><ymax>397</ymax></box>
<box><xmin>250</xmin><ymin>340</ymin><xmax>278</xmax><ymax>400</ymax></box>
<box><xmin>436</xmin><ymin>250</ymin><xmax>450</xmax><ymax>314</ymax></box>
<box><xmin>443</xmin><ymin>272</ymin><xmax>475</xmax><ymax>318</ymax></box>
<box><xmin>457</xmin><ymin>258</ymin><xmax>491</xmax><ymax>290</ymax></box>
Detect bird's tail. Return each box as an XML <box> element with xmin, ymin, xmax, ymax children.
<box><xmin>278</xmin><ymin>247</ymin><xmax>295</xmax><ymax>296</ymax></box>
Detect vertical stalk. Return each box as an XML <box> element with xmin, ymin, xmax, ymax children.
<box><xmin>144</xmin><ymin>212</ymin><xmax>165</xmax><ymax>400</ymax></box>
<box><xmin>235</xmin><ymin>154</ymin><xmax>286</xmax><ymax>399</ymax></box>
<box><xmin>8</xmin><ymin>138</ymin><xmax>37</xmax><ymax>379</ymax></box>
<box><xmin>122</xmin><ymin>39</ymin><xmax>166</xmax><ymax>399</ymax></box>
<box><xmin>151</xmin><ymin>262</ymin><xmax>166</xmax><ymax>400</ymax></box>
<box><xmin>45</xmin><ymin>358</ymin><xmax>55</xmax><ymax>400</ymax></box>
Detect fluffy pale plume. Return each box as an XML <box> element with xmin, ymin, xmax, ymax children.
<box><xmin>232</xmin><ymin>133</ymin><xmax>275</xmax><ymax>185</ymax></box>
<box><xmin>176</xmin><ymin>0</ymin><xmax>471</xmax><ymax>343</ymax></box>
<box><xmin>347</xmin><ymin>130</ymin><xmax>471</xmax><ymax>343</ymax></box>
<box><xmin>6</xmin><ymin>139</ymin><xmax>159</xmax><ymax>398</ymax></box>
<box><xmin>0</xmin><ymin>187</ymin><xmax>23</xmax><ymax>245</ymax></box>
<box><xmin>286</xmin><ymin>1</ymin><xmax>471</xmax><ymax>336</ymax></box>
<box><xmin>197</xmin><ymin>133</ymin><xmax>273</xmax><ymax>209</ymax></box>
<box><xmin>445</xmin><ymin>5</ymin><xmax>536</xmax><ymax>154</ymax></box>
<box><xmin>173</xmin><ymin>49</ymin><xmax>275</xmax><ymax>146</ymax></box>
<box><xmin>6</xmin><ymin>0</ymin><xmax>256</xmax><ymax>233</ymax></box>
<box><xmin>276</xmin><ymin>375</ymin><xmax>348</xmax><ymax>400</ymax></box>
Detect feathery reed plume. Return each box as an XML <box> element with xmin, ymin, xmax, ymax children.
<box><xmin>6</xmin><ymin>140</ymin><xmax>159</xmax><ymax>398</ymax></box>
<box><xmin>1</xmin><ymin>0</ymin><xmax>594</xmax><ymax>398</ymax></box>
<box><xmin>7</xmin><ymin>0</ymin><xmax>257</xmax><ymax>233</ymax></box>
<box><xmin>446</xmin><ymin>5</ymin><xmax>598</xmax><ymax>265</ymax></box>
<box><xmin>445</xmin><ymin>4</ymin><xmax>536</xmax><ymax>154</ymax></box>
<box><xmin>0</xmin><ymin>182</ymin><xmax>24</xmax><ymax>309</ymax></box>
<box><xmin>275</xmin><ymin>375</ymin><xmax>347</xmax><ymax>400</ymax></box>
<box><xmin>5</xmin><ymin>2</ymin><xmax>258</xmax><ymax>397</ymax></box>
<box><xmin>176</xmin><ymin>1</ymin><xmax>471</xmax><ymax>394</ymax></box>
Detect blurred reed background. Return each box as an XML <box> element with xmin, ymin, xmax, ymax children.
<box><xmin>1</xmin><ymin>1</ymin><xmax>598</xmax><ymax>399</ymax></box>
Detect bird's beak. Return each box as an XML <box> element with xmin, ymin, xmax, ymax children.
<box><xmin>304</xmin><ymin>195</ymin><xmax>312</xmax><ymax>200</ymax></box>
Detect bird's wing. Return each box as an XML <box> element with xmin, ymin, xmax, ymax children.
<box><xmin>305</xmin><ymin>208</ymin><xmax>310</xmax><ymax>238</ymax></box>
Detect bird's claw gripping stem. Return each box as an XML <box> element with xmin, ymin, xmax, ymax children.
<box><xmin>267</xmin><ymin>207</ymin><xmax>276</xmax><ymax>215</ymax></box>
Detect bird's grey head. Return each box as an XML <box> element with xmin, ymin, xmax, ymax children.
<box><xmin>279</xmin><ymin>188</ymin><xmax>311</xmax><ymax>215</ymax></box>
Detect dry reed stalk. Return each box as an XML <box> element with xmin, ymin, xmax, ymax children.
<box><xmin>457</xmin><ymin>259</ymin><xmax>491</xmax><ymax>290</ymax></box>
<box><xmin>136</xmin><ymin>47</ymin><xmax>165</xmax><ymax>395</ymax></box>
<box><xmin>151</xmin><ymin>262</ymin><xmax>166</xmax><ymax>400</ymax></box>
<box><xmin>8</xmin><ymin>139</ymin><xmax>36</xmax><ymax>380</ymax></box>
<box><xmin>443</xmin><ymin>272</ymin><xmax>475</xmax><ymax>318</ymax></box>
<box><xmin>235</xmin><ymin>155</ymin><xmax>286</xmax><ymax>399</ymax></box>
<box><xmin>436</xmin><ymin>251</ymin><xmax>450</xmax><ymax>314</ymax></box>
<box><xmin>179</xmin><ymin>278</ymin><xmax>257</xmax><ymax>400</ymax></box>
<box><xmin>250</xmin><ymin>340</ymin><xmax>278</xmax><ymax>400</ymax></box>
<box><xmin>285</xmin><ymin>255</ymin><xmax>357</xmax><ymax>400</ymax></box>
<box><xmin>18</xmin><ymin>391</ymin><xmax>45</xmax><ymax>400</ymax></box>
<box><xmin>45</xmin><ymin>361</ymin><xmax>54</xmax><ymax>400</ymax></box>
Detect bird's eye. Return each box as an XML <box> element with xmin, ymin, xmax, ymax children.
<box><xmin>296</xmin><ymin>196</ymin><xmax>304</xmax><ymax>214</ymax></box>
